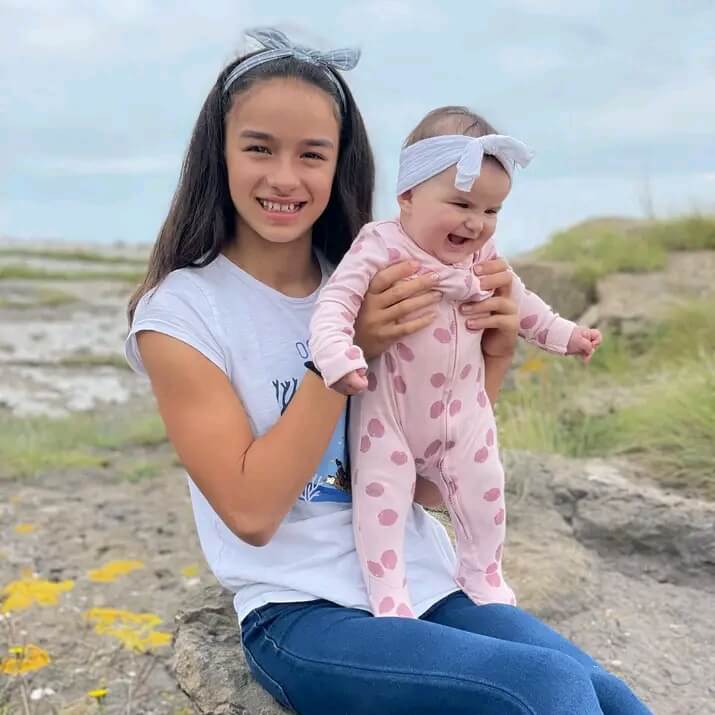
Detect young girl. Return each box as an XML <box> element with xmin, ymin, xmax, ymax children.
<box><xmin>125</xmin><ymin>27</ymin><xmax>650</xmax><ymax>715</ymax></box>
<box><xmin>308</xmin><ymin>107</ymin><xmax>602</xmax><ymax>619</ymax></box>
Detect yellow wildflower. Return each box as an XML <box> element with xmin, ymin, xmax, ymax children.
<box><xmin>1</xmin><ymin>644</ymin><xmax>51</xmax><ymax>675</ymax></box>
<box><xmin>88</xmin><ymin>559</ymin><xmax>144</xmax><ymax>583</ymax></box>
<box><xmin>14</xmin><ymin>523</ymin><xmax>36</xmax><ymax>534</ymax></box>
<box><xmin>84</xmin><ymin>608</ymin><xmax>172</xmax><ymax>652</ymax></box>
<box><xmin>1</xmin><ymin>574</ymin><xmax>74</xmax><ymax>612</ymax></box>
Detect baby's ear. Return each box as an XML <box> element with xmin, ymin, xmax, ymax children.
<box><xmin>397</xmin><ymin>189</ymin><xmax>414</xmax><ymax>213</ymax></box>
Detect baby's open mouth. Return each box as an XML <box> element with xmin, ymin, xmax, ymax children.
<box><xmin>257</xmin><ymin>198</ymin><xmax>306</xmax><ymax>214</ymax></box>
<box><xmin>448</xmin><ymin>234</ymin><xmax>472</xmax><ymax>246</ymax></box>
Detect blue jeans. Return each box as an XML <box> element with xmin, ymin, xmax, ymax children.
<box><xmin>241</xmin><ymin>591</ymin><xmax>651</xmax><ymax>714</ymax></box>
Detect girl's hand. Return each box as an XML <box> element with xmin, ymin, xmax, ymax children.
<box><xmin>354</xmin><ymin>261</ymin><xmax>441</xmax><ymax>361</ymax></box>
<box><xmin>566</xmin><ymin>327</ymin><xmax>603</xmax><ymax>364</ymax></box>
<box><xmin>331</xmin><ymin>369</ymin><xmax>368</xmax><ymax>396</ymax></box>
<box><xmin>460</xmin><ymin>260</ymin><xmax>519</xmax><ymax>357</ymax></box>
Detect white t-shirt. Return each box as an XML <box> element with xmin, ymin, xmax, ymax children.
<box><xmin>124</xmin><ymin>251</ymin><xmax>458</xmax><ymax>622</ymax></box>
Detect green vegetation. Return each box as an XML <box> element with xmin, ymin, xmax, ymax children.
<box><xmin>58</xmin><ymin>353</ymin><xmax>132</xmax><ymax>370</ymax></box>
<box><xmin>0</xmin><ymin>287</ymin><xmax>77</xmax><ymax>309</ymax></box>
<box><xmin>0</xmin><ymin>247</ymin><xmax>148</xmax><ymax>266</ymax></box>
<box><xmin>498</xmin><ymin>296</ymin><xmax>715</xmax><ymax>498</ymax></box>
<box><xmin>536</xmin><ymin>214</ymin><xmax>715</xmax><ymax>294</ymax></box>
<box><xmin>0</xmin><ymin>411</ymin><xmax>166</xmax><ymax>480</ymax></box>
<box><xmin>0</xmin><ymin>265</ymin><xmax>144</xmax><ymax>283</ymax></box>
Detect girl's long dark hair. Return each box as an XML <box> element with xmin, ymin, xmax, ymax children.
<box><xmin>128</xmin><ymin>51</ymin><xmax>374</xmax><ymax>322</ymax></box>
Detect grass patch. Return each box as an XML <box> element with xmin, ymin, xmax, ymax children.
<box><xmin>499</xmin><ymin>296</ymin><xmax>715</xmax><ymax>497</ymax></box>
<box><xmin>0</xmin><ymin>265</ymin><xmax>144</xmax><ymax>283</ymax></box>
<box><xmin>58</xmin><ymin>353</ymin><xmax>131</xmax><ymax>370</ymax></box>
<box><xmin>535</xmin><ymin>213</ymin><xmax>715</xmax><ymax>292</ymax></box>
<box><xmin>117</xmin><ymin>458</ymin><xmax>165</xmax><ymax>482</ymax></box>
<box><xmin>0</xmin><ymin>287</ymin><xmax>77</xmax><ymax>310</ymax></box>
<box><xmin>0</xmin><ymin>247</ymin><xmax>148</xmax><ymax>266</ymax></box>
<box><xmin>0</xmin><ymin>410</ymin><xmax>166</xmax><ymax>480</ymax></box>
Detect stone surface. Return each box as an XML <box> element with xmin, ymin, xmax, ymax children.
<box><xmin>172</xmin><ymin>452</ymin><xmax>715</xmax><ymax>715</ymax></box>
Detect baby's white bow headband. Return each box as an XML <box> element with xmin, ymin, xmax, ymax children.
<box><xmin>397</xmin><ymin>134</ymin><xmax>534</xmax><ymax>194</ymax></box>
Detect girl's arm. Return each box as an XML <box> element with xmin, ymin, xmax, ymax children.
<box><xmin>138</xmin><ymin>331</ymin><xmax>346</xmax><ymax>547</ymax></box>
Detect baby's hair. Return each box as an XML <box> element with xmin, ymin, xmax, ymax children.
<box><xmin>404</xmin><ymin>106</ymin><xmax>499</xmax><ymax>147</ymax></box>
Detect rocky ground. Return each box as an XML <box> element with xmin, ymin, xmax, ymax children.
<box><xmin>0</xmin><ymin>243</ymin><xmax>713</xmax><ymax>714</ymax></box>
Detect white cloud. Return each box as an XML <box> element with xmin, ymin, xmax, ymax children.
<box><xmin>24</xmin><ymin>155</ymin><xmax>179</xmax><ymax>176</ymax></box>
<box><xmin>339</xmin><ymin>0</ymin><xmax>447</xmax><ymax>32</ymax></box>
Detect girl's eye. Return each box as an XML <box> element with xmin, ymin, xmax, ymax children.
<box><xmin>245</xmin><ymin>145</ymin><xmax>270</xmax><ymax>154</ymax></box>
<box><xmin>303</xmin><ymin>152</ymin><xmax>325</xmax><ymax>161</ymax></box>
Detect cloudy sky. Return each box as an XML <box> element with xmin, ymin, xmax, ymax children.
<box><xmin>2</xmin><ymin>0</ymin><xmax>714</xmax><ymax>255</ymax></box>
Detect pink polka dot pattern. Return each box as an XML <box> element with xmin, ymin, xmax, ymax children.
<box><xmin>367</xmin><ymin>372</ymin><xmax>378</xmax><ymax>391</ymax></box>
<box><xmin>345</xmin><ymin>346</ymin><xmax>361</xmax><ymax>360</ymax></box>
<box><xmin>433</xmin><ymin>328</ymin><xmax>451</xmax><ymax>343</ymax></box>
<box><xmin>391</xmin><ymin>451</ymin><xmax>408</xmax><ymax>466</ymax></box>
<box><xmin>385</xmin><ymin>353</ymin><xmax>396</xmax><ymax>373</ymax></box>
<box><xmin>350</xmin><ymin>293</ymin><xmax>362</xmax><ymax>306</ymax></box>
<box><xmin>381</xmin><ymin>550</ymin><xmax>398</xmax><ymax>570</ymax></box>
<box><xmin>520</xmin><ymin>314</ymin><xmax>538</xmax><ymax>330</ymax></box>
<box><xmin>474</xmin><ymin>447</ymin><xmax>489</xmax><ymax>463</ymax></box>
<box><xmin>483</xmin><ymin>487</ymin><xmax>501</xmax><ymax>502</ymax></box>
<box><xmin>537</xmin><ymin>329</ymin><xmax>549</xmax><ymax>345</ymax></box>
<box><xmin>394</xmin><ymin>376</ymin><xmax>407</xmax><ymax>394</ymax></box>
<box><xmin>342</xmin><ymin>328</ymin><xmax>352</xmax><ymax>336</ymax></box>
<box><xmin>486</xmin><ymin>571</ymin><xmax>501</xmax><ymax>588</ymax></box>
<box><xmin>387</xmin><ymin>247</ymin><xmax>401</xmax><ymax>262</ymax></box>
<box><xmin>431</xmin><ymin>372</ymin><xmax>446</xmax><ymax>388</ymax></box>
<box><xmin>446</xmin><ymin>440</ymin><xmax>456</xmax><ymax>450</ymax></box>
<box><xmin>460</xmin><ymin>364</ymin><xmax>472</xmax><ymax>379</ymax></box>
<box><xmin>477</xmin><ymin>391</ymin><xmax>488</xmax><ymax>408</ymax></box>
<box><xmin>367</xmin><ymin>419</ymin><xmax>385</xmax><ymax>438</ymax></box>
<box><xmin>415</xmin><ymin>457</ymin><xmax>425</xmax><ymax>467</ymax></box>
<box><xmin>360</xmin><ymin>436</ymin><xmax>371</xmax><ymax>453</ymax></box>
<box><xmin>495</xmin><ymin>544</ymin><xmax>503</xmax><ymax>561</ymax></box>
<box><xmin>486</xmin><ymin>562</ymin><xmax>498</xmax><ymax>574</ymax></box>
<box><xmin>378</xmin><ymin>509</ymin><xmax>399</xmax><ymax>526</ymax></box>
<box><xmin>341</xmin><ymin>311</ymin><xmax>353</xmax><ymax>322</ymax></box>
<box><xmin>396</xmin><ymin>343</ymin><xmax>415</xmax><ymax>361</ymax></box>
<box><xmin>396</xmin><ymin>604</ymin><xmax>413</xmax><ymax>617</ymax></box>
<box><xmin>477</xmin><ymin>367</ymin><xmax>483</xmax><ymax>382</ymax></box>
<box><xmin>365</xmin><ymin>482</ymin><xmax>384</xmax><ymax>497</ymax></box>
<box><xmin>456</xmin><ymin>576</ymin><xmax>466</xmax><ymax>588</ymax></box>
<box><xmin>449</xmin><ymin>400</ymin><xmax>462</xmax><ymax>416</ymax></box>
<box><xmin>430</xmin><ymin>401</ymin><xmax>445</xmax><ymax>418</ymax></box>
<box><xmin>368</xmin><ymin>561</ymin><xmax>384</xmax><ymax>577</ymax></box>
<box><xmin>351</xmin><ymin>239</ymin><xmax>364</xmax><ymax>253</ymax></box>
<box><xmin>379</xmin><ymin>597</ymin><xmax>395</xmax><ymax>614</ymax></box>
<box><xmin>486</xmin><ymin>428</ymin><xmax>495</xmax><ymax>447</ymax></box>
<box><xmin>424</xmin><ymin>440</ymin><xmax>442</xmax><ymax>459</ymax></box>
<box><xmin>494</xmin><ymin>508</ymin><xmax>505</xmax><ymax>525</ymax></box>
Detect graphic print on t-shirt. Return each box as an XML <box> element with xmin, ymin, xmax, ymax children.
<box><xmin>271</xmin><ymin>371</ymin><xmax>351</xmax><ymax>504</ymax></box>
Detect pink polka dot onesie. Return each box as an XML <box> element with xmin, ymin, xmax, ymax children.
<box><xmin>309</xmin><ymin>219</ymin><xmax>577</xmax><ymax>617</ymax></box>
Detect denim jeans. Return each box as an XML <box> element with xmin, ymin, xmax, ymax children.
<box><xmin>241</xmin><ymin>591</ymin><xmax>651</xmax><ymax>714</ymax></box>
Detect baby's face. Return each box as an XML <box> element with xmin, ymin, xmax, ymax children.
<box><xmin>398</xmin><ymin>156</ymin><xmax>511</xmax><ymax>264</ymax></box>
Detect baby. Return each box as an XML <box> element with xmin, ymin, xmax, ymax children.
<box><xmin>309</xmin><ymin>106</ymin><xmax>601</xmax><ymax>618</ymax></box>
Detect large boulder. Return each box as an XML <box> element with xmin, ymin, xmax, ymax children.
<box><xmin>172</xmin><ymin>451</ymin><xmax>715</xmax><ymax>714</ymax></box>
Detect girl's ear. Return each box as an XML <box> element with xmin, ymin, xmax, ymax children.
<box><xmin>397</xmin><ymin>189</ymin><xmax>414</xmax><ymax>214</ymax></box>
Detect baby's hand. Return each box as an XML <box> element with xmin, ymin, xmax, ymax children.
<box><xmin>566</xmin><ymin>326</ymin><xmax>602</xmax><ymax>365</ymax></box>
<box><xmin>331</xmin><ymin>369</ymin><xmax>369</xmax><ymax>396</ymax></box>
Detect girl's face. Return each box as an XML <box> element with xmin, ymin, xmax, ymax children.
<box><xmin>224</xmin><ymin>78</ymin><xmax>340</xmax><ymax>247</ymax></box>
<box><xmin>398</xmin><ymin>157</ymin><xmax>511</xmax><ymax>265</ymax></box>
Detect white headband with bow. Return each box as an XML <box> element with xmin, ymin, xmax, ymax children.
<box><xmin>223</xmin><ymin>28</ymin><xmax>360</xmax><ymax>111</ymax></box>
<box><xmin>397</xmin><ymin>134</ymin><xmax>534</xmax><ymax>195</ymax></box>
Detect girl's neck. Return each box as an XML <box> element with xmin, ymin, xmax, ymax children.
<box><xmin>223</xmin><ymin>226</ymin><xmax>322</xmax><ymax>298</ymax></box>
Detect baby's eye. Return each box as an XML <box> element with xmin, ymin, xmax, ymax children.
<box><xmin>486</xmin><ymin>209</ymin><xmax>499</xmax><ymax>215</ymax></box>
<box><xmin>451</xmin><ymin>201</ymin><xmax>469</xmax><ymax>209</ymax></box>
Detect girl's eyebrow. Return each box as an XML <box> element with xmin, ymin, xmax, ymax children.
<box><xmin>239</xmin><ymin>129</ymin><xmax>334</xmax><ymax>149</ymax></box>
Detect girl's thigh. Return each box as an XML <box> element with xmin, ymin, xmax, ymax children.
<box><xmin>241</xmin><ymin>598</ymin><xmax>603</xmax><ymax>715</ymax></box>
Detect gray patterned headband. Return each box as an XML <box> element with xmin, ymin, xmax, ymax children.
<box><xmin>223</xmin><ymin>28</ymin><xmax>360</xmax><ymax>112</ymax></box>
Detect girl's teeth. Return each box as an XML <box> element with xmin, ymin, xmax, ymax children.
<box><xmin>261</xmin><ymin>200</ymin><xmax>300</xmax><ymax>213</ymax></box>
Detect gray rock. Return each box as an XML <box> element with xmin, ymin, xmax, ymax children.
<box><xmin>173</xmin><ymin>586</ymin><xmax>289</xmax><ymax>714</ymax></box>
<box><xmin>509</xmin><ymin>259</ymin><xmax>593</xmax><ymax>321</ymax></box>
